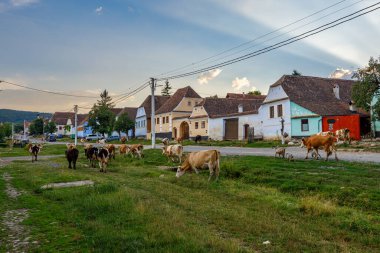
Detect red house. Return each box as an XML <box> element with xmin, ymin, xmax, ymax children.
<box><xmin>322</xmin><ymin>115</ymin><xmax>362</xmax><ymax>140</ymax></box>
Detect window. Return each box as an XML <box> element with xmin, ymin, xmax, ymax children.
<box><xmin>301</xmin><ymin>119</ymin><xmax>309</xmax><ymax>131</ymax></box>
<box><xmin>166</xmin><ymin>116</ymin><xmax>169</xmax><ymax>123</ymax></box>
<box><xmin>269</xmin><ymin>106</ymin><xmax>274</xmax><ymax>118</ymax></box>
<box><xmin>277</xmin><ymin>104</ymin><xmax>283</xmax><ymax>117</ymax></box>
<box><xmin>201</xmin><ymin>121</ymin><xmax>205</xmax><ymax>129</ymax></box>
<box><xmin>163</xmin><ymin>117</ymin><xmax>165</xmax><ymax>124</ymax></box>
<box><xmin>156</xmin><ymin>118</ymin><xmax>159</xmax><ymax>124</ymax></box>
<box><xmin>188</xmin><ymin>101</ymin><xmax>191</xmax><ymax>106</ymax></box>
<box><xmin>195</xmin><ymin>122</ymin><xmax>199</xmax><ymax>129</ymax></box>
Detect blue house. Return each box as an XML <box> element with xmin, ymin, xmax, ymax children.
<box><xmin>372</xmin><ymin>94</ymin><xmax>380</xmax><ymax>137</ymax></box>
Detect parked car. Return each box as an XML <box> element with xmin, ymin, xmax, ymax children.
<box><xmin>46</xmin><ymin>134</ymin><xmax>56</xmax><ymax>142</ymax></box>
<box><xmin>85</xmin><ymin>134</ymin><xmax>103</xmax><ymax>141</ymax></box>
<box><xmin>106</xmin><ymin>135</ymin><xmax>119</xmax><ymax>142</ymax></box>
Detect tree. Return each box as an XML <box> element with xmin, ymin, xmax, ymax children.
<box><xmin>29</xmin><ymin>118</ymin><xmax>44</xmax><ymax>135</ymax></box>
<box><xmin>45</xmin><ymin>121</ymin><xmax>57</xmax><ymax>134</ymax></box>
<box><xmin>291</xmin><ymin>70</ymin><xmax>302</xmax><ymax>76</ymax></box>
<box><xmin>14</xmin><ymin>123</ymin><xmax>24</xmax><ymax>134</ymax></box>
<box><xmin>161</xmin><ymin>80</ymin><xmax>172</xmax><ymax>96</ymax></box>
<box><xmin>248</xmin><ymin>90</ymin><xmax>262</xmax><ymax>95</ymax></box>
<box><xmin>114</xmin><ymin>112</ymin><xmax>134</xmax><ymax>140</ymax></box>
<box><xmin>0</xmin><ymin>123</ymin><xmax>12</xmax><ymax>142</ymax></box>
<box><xmin>88</xmin><ymin>89</ymin><xmax>116</xmax><ymax>136</ymax></box>
<box><xmin>352</xmin><ymin>56</ymin><xmax>380</xmax><ymax>117</ymax></box>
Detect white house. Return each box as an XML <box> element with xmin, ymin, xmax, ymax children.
<box><xmin>135</xmin><ymin>95</ymin><xmax>170</xmax><ymax>139</ymax></box>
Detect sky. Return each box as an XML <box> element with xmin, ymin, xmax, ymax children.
<box><xmin>0</xmin><ymin>0</ymin><xmax>379</xmax><ymax>113</ymax></box>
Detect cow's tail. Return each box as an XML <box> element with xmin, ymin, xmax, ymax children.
<box><xmin>214</xmin><ymin>150</ymin><xmax>221</xmax><ymax>177</ymax></box>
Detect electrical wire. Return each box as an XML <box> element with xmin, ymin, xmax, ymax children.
<box><xmin>155</xmin><ymin>0</ymin><xmax>351</xmax><ymax>77</ymax></box>
<box><xmin>157</xmin><ymin>2</ymin><xmax>380</xmax><ymax>81</ymax></box>
<box><xmin>0</xmin><ymin>80</ymin><xmax>99</xmax><ymax>98</ymax></box>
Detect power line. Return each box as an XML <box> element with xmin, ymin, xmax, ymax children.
<box><xmin>155</xmin><ymin>0</ymin><xmax>351</xmax><ymax>77</ymax></box>
<box><xmin>157</xmin><ymin>2</ymin><xmax>380</xmax><ymax>81</ymax></box>
<box><xmin>0</xmin><ymin>80</ymin><xmax>99</xmax><ymax>98</ymax></box>
<box><xmin>167</xmin><ymin>0</ymin><xmax>366</xmax><ymax>75</ymax></box>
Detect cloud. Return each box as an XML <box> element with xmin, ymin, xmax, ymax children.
<box><xmin>232</xmin><ymin>77</ymin><xmax>250</xmax><ymax>91</ymax></box>
<box><xmin>329</xmin><ymin>68</ymin><xmax>354</xmax><ymax>80</ymax></box>
<box><xmin>10</xmin><ymin>0</ymin><xmax>39</xmax><ymax>7</ymax></box>
<box><xmin>95</xmin><ymin>6</ymin><xmax>103</xmax><ymax>15</ymax></box>
<box><xmin>197</xmin><ymin>69</ymin><xmax>222</xmax><ymax>84</ymax></box>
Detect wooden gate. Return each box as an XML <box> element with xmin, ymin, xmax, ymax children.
<box><xmin>224</xmin><ymin>118</ymin><xmax>238</xmax><ymax>140</ymax></box>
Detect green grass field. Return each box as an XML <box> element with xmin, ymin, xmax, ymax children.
<box><xmin>0</xmin><ymin>148</ymin><xmax>379</xmax><ymax>252</ymax></box>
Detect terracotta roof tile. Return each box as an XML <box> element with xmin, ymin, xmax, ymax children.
<box><xmin>271</xmin><ymin>75</ymin><xmax>366</xmax><ymax>116</ymax></box>
<box><xmin>118</xmin><ymin>107</ymin><xmax>137</xmax><ymax>120</ymax></box>
<box><xmin>155</xmin><ymin>86</ymin><xmax>201</xmax><ymax>115</ymax></box>
<box><xmin>194</xmin><ymin>97</ymin><xmax>265</xmax><ymax>119</ymax></box>
<box><xmin>226</xmin><ymin>93</ymin><xmax>266</xmax><ymax>100</ymax></box>
<box><xmin>139</xmin><ymin>95</ymin><xmax>171</xmax><ymax>117</ymax></box>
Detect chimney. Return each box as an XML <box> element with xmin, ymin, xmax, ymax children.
<box><xmin>238</xmin><ymin>104</ymin><xmax>243</xmax><ymax>113</ymax></box>
<box><xmin>333</xmin><ymin>84</ymin><xmax>340</xmax><ymax>100</ymax></box>
<box><xmin>349</xmin><ymin>101</ymin><xmax>357</xmax><ymax>112</ymax></box>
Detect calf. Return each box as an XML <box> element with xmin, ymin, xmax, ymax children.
<box><xmin>336</xmin><ymin>128</ymin><xmax>351</xmax><ymax>144</ymax></box>
<box><xmin>120</xmin><ymin>136</ymin><xmax>127</xmax><ymax>144</ymax></box>
<box><xmin>106</xmin><ymin>144</ymin><xmax>116</xmax><ymax>160</ymax></box>
<box><xmin>27</xmin><ymin>144</ymin><xmax>42</xmax><ymax>162</ymax></box>
<box><xmin>65</xmin><ymin>144</ymin><xmax>79</xmax><ymax>169</ymax></box>
<box><xmin>119</xmin><ymin>144</ymin><xmax>128</xmax><ymax>157</ymax></box>
<box><xmin>98</xmin><ymin>148</ymin><xmax>109</xmax><ymax>173</ymax></box>
<box><xmin>285</xmin><ymin>153</ymin><xmax>294</xmax><ymax>162</ymax></box>
<box><xmin>301</xmin><ymin>135</ymin><xmax>338</xmax><ymax>161</ymax></box>
<box><xmin>162</xmin><ymin>144</ymin><xmax>183</xmax><ymax>163</ymax></box>
<box><xmin>176</xmin><ymin>150</ymin><xmax>220</xmax><ymax>181</ymax></box>
<box><xmin>273</xmin><ymin>146</ymin><xmax>286</xmax><ymax>158</ymax></box>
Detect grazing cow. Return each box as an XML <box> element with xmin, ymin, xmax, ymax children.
<box><xmin>106</xmin><ymin>144</ymin><xmax>116</xmax><ymax>160</ymax></box>
<box><xmin>27</xmin><ymin>144</ymin><xmax>42</xmax><ymax>162</ymax></box>
<box><xmin>335</xmin><ymin>128</ymin><xmax>351</xmax><ymax>143</ymax></box>
<box><xmin>98</xmin><ymin>148</ymin><xmax>109</xmax><ymax>172</ymax></box>
<box><xmin>162</xmin><ymin>138</ymin><xmax>170</xmax><ymax>146</ymax></box>
<box><xmin>84</xmin><ymin>145</ymin><xmax>98</xmax><ymax>168</ymax></box>
<box><xmin>273</xmin><ymin>146</ymin><xmax>286</xmax><ymax>158</ymax></box>
<box><xmin>301</xmin><ymin>135</ymin><xmax>338</xmax><ymax>161</ymax></box>
<box><xmin>129</xmin><ymin>144</ymin><xmax>144</xmax><ymax>159</ymax></box>
<box><xmin>176</xmin><ymin>150</ymin><xmax>220</xmax><ymax>181</ymax></box>
<box><xmin>194</xmin><ymin>135</ymin><xmax>202</xmax><ymax>144</ymax></box>
<box><xmin>162</xmin><ymin>144</ymin><xmax>183</xmax><ymax>163</ymax></box>
<box><xmin>65</xmin><ymin>144</ymin><xmax>79</xmax><ymax>169</ymax></box>
<box><xmin>120</xmin><ymin>136</ymin><xmax>127</xmax><ymax>144</ymax></box>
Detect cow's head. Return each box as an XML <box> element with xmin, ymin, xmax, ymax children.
<box><xmin>176</xmin><ymin>166</ymin><xmax>186</xmax><ymax>178</ymax></box>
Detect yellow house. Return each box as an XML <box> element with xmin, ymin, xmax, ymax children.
<box><xmin>154</xmin><ymin>86</ymin><xmax>202</xmax><ymax>139</ymax></box>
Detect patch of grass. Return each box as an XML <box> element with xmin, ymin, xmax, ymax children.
<box><xmin>0</xmin><ymin>150</ymin><xmax>379</xmax><ymax>252</ymax></box>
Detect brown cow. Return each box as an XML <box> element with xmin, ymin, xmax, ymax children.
<box><xmin>119</xmin><ymin>144</ymin><xmax>128</xmax><ymax>157</ymax></box>
<box><xmin>129</xmin><ymin>144</ymin><xmax>144</xmax><ymax>159</ymax></box>
<box><xmin>27</xmin><ymin>143</ymin><xmax>42</xmax><ymax>162</ymax></box>
<box><xmin>176</xmin><ymin>150</ymin><xmax>220</xmax><ymax>181</ymax></box>
<box><xmin>106</xmin><ymin>144</ymin><xmax>116</xmax><ymax>160</ymax></box>
<box><xmin>120</xmin><ymin>136</ymin><xmax>127</xmax><ymax>144</ymax></box>
<box><xmin>302</xmin><ymin>135</ymin><xmax>338</xmax><ymax>161</ymax></box>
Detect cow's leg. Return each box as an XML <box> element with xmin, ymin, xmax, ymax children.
<box><xmin>208</xmin><ymin>168</ymin><xmax>214</xmax><ymax>182</ymax></box>
<box><xmin>68</xmin><ymin>161</ymin><xmax>72</xmax><ymax>169</ymax></box>
<box><xmin>305</xmin><ymin>148</ymin><xmax>311</xmax><ymax>159</ymax></box>
<box><xmin>193</xmin><ymin>166</ymin><xmax>199</xmax><ymax>174</ymax></box>
<box><xmin>73</xmin><ymin>159</ymin><xmax>77</xmax><ymax>170</ymax></box>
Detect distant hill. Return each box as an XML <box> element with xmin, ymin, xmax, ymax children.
<box><xmin>0</xmin><ymin>109</ymin><xmax>52</xmax><ymax>123</ymax></box>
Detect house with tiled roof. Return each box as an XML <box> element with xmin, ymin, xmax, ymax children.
<box><xmin>154</xmin><ymin>86</ymin><xmax>203</xmax><ymax>139</ymax></box>
<box><xmin>260</xmin><ymin>75</ymin><xmax>370</xmax><ymax>140</ymax></box>
<box><xmin>189</xmin><ymin>97</ymin><xmax>265</xmax><ymax>140</ymax></box>
<box><xmin>135</xmin><ymin>95</ymin><xmax>170</xmax><ymax>138</ymax></box>
<box><xmin>50</xmin><ymin>112</ymin><xmax>75</xmax><ymax>136</ymax></box>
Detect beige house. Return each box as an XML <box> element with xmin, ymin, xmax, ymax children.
<box><xmin>154</xmin><ymin>86</ymin><xmax>202</xmax><ymax>139</ymax></box>
<box><xmin>189</xmin><ymin>96</ymin><xmax>265</xmax><ymax>140</ymax></box>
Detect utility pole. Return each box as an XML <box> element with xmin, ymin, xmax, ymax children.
<box><xmin>74</xmin><ymin>105</ymin><xmax>78</xmax><ymax>146</ymax></box>
<box><xmin>150</xmin><ymin>78</ymin><xmax>156</xmax><ymax>149</ymax></box>
<box><xmin>11</xmin><ymin>123</ymin><xmax>14</xmax><ymax>150</ymax></box>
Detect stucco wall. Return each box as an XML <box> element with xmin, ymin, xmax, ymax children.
<box><xmin>135</xmin><ymin>115</ymin><xmax>147</xmax><ymax>137</ymax></box>
<box><xmin>290</xmin><ymin>102</ymin><xmax>322</xmax><ymax>137</ymax></box>
<box><xmin>189</xmin><ymin>117</ymin><xmax>208</xmax><ymax>137</ymax></box>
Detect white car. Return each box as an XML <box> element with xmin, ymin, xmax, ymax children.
<box><xmin>85</xmin><ymin>134</ymin><xmax>103</xmax><ymax>141</ymax></box>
